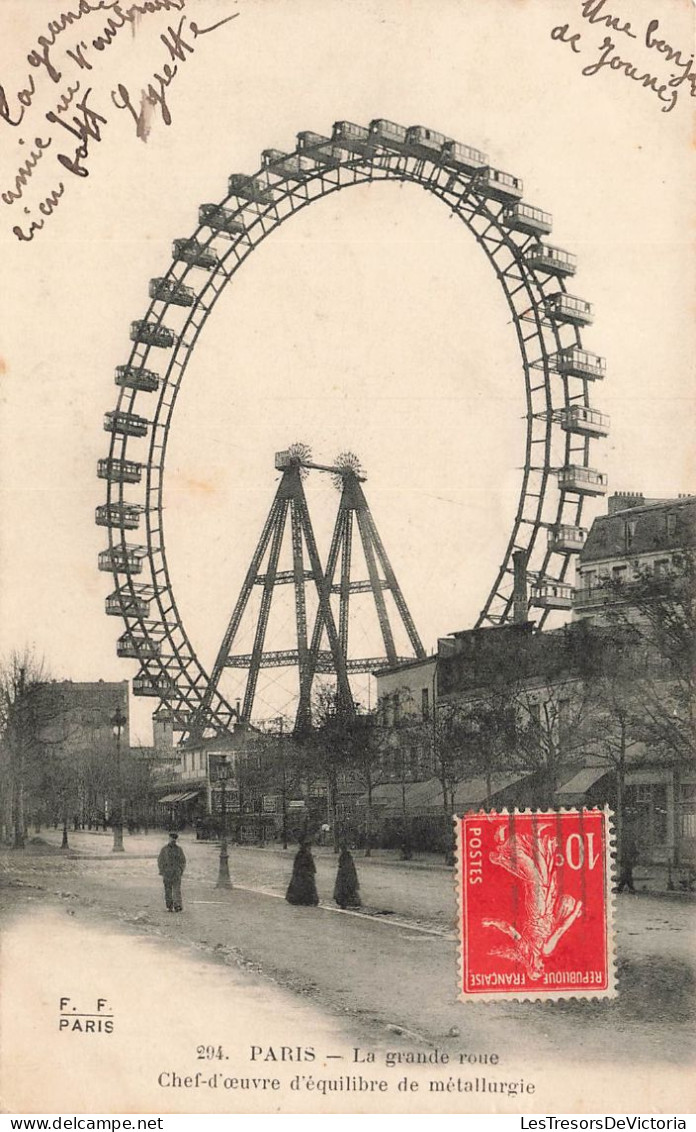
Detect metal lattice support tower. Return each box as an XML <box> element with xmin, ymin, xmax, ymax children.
<box><xmin>190</xmin><ymin>447</ymin><xmax>353</xmax><ymax>735</ymax></box>
<box><xmin>297</xmin><ymin>454</ymin><xmax>426</xmax><ymax>725</ymax></box>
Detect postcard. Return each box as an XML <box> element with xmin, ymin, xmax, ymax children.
<box><xmin>0</xmin><ymin>0</ymin><xmax>694</xmax><ymax>1116</ymax></box>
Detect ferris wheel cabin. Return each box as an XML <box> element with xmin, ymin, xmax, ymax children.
<box><xmin>296</xmin><ymin>132</ymin><xmax>345</xmax><ymax>165</ymax></box>
<box><xmin>368</xmin><ymin>119</ymin><xmax>409</xmax><ymax>150</ymax></box>
<box><xmin>553</xmin><ymin>347</ymin><xmax>606</xmax><ymax>380</ymax></box>
<box><xmin>475</xmin><ymin>167</ymin><xmax>523</xmax><ymax>202</ymax></box>
<box><xmin>198</xmin><ymin>205</ymin><xmax>245</xmax><ymax>238</ymax></box>
<box><xmin>548</xmin><ymin>524</ymin><xmax>587</xmax><ymax>554</ymax></box>
<box><xmin>98</xmin><ymin>545</ymin><xmax>148</xmax><ymax>575</ymax></box>
<box><xmin>106</xmin><ymin>587</ymin><xmax>151</xmax><ymax>618</ymax></box>
<box><xmin>95</xmin><ymin>502</ymin><xmax>142</xmax><ymax>530</ymax></box>
<box><xmin>132</xmin><ymin>672</ymin><xmax>176</xmax><ymax>698</ymax></box>
<box><xmin>530</xmin><ymin>580</ymin><xmax>574</xmax><ymax>610</ymax></box>
<box><xmin>227</xmin><ymin>174</ymin><xmax>275</xmax><ymax>204</ymax></box>
<box><xmin>117</xmin><ymin>633</ymin><xmax>161</xmax><ymax>660</ymax></box>
<box><xmin>97</xmin><ymin>457</ymin><xmax>143</xmax><ymax>484</ymax></box>
<box><xmin>149</xmin><ymin>278</ymin><xmax>195</xmax><ymax>307</ymax></box>
<box><xmin>524</xmin><ymin>244</ymin><xmax>577</xmax><ymax>278</ymax></box>
<box><xmin>115</xmin><ymin>365</ymin><xmax>160</xmax><ymax>393</ymax></box>
<box><xmin>441</xmin><ymin>140</ymin><xmax>488</xmax><ymax>174</ymax></box>
<box><xmin>545</xmin><ymin>293</ymin><xmax>594</xmax><ymax>326</ymax></box>
<box><xmin>173</xmin><ymin>239</ymin><xmax>219</xmax><ymax>271</ymax></box>
<box><xmin>104</xmin><ymin>410</ymin><xmax>149</xmax><ymax>438</ymax></box>
<box><xmin>502</xmin><ymin>202</ymin><xmax>552</xmax><ymax>236</ymax></box>
<box><xmin>331</xmin><ymin>121</ymin><xmax>372</xmax><ymax>153</ymax></box>
<box><xmin>403</xmin><ymin>126</ymin><xmax>453</xmax><ymax>160</ymax></box>
<box><xmin>559</xmin><ymin>405</ymin><xmax>610</xmax><ymax>438</ymax></box>
<box><xmin>262</xmin><ymin>149</ymin><xmax>317</xmax><ymax>180</ymax></box>
<box><xmin>130</xmin><ymin>320</ymin><xmax>175</xmax><ymax>349</ymax></box>
<box><xmin>558</xmin><ymin>465</ymin><xmax>608</xmax><ymax>496</ymax></box>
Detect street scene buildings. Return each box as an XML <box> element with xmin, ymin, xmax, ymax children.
<box><xmin>3</xmin><ymin>491</ymin><xmax>693</xmax><ymax>884</ymax></box>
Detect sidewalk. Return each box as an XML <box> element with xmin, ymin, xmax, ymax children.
<box><xmin>7</xmin><ymin>828</ymin><xmax>694</xmax><ymax>899</ymax></box>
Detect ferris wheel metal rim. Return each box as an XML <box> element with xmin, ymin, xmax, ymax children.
<box><xmin>100</xmin><ymin>128</ymin><xmax>604</xmax><ymax>736</ymax></box>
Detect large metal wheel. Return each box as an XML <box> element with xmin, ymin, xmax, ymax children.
<box><xmin>97</xmin><ymin>119</ymin><xmax>609</xmax><ymax>737</ymax></box>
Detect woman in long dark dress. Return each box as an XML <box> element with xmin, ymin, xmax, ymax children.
<box><xmin>333</xmin><ymin>846</ymin><xmax>361</xmax><ymax>909</ymax></box>
<box><xmin>285</xmin><ymin>841</ymin><xmax>319</xmax><ymax>906</ymax></box>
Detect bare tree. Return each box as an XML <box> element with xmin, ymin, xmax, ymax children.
<box><xmin>601</xmin><ymin>556</ymin><xmax>696</xmax><ymax>763</ymax></box>
<box><xmin>514</xmin><ymin>676</ymin><xmax>594</xmax><ymax>807</ymax></box>
<box><xmin>0</xmin><ymin>649</ymin><xmax>61</xmax><ymax>847</ymax></box>
<box><xmin>343</xmin><ymin>713</ymin><xmax>383</xmax><ymax>856</ymax></box>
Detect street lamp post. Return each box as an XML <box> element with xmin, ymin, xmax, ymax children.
<box><xmin>216</xmin><ymin>757</ymin><xmax>232</xmax><ymax>889</ymax></box>
<box><xmin>276</xmin><ymin>717</ymin><xmax>288</xmax><ymax>851</ymax></box>
<box><xmin>111</xmin><ymin>708</ymin><xmax>127</xmax><ymax>853</ymax></box>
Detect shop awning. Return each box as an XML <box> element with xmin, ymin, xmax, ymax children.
<box><xmin>369</xmin><ymin>783</ymin><xmax>410</xmax><ymax>807</ymax></box>
<box><xmin>453</xmin><ymin>772</ymin><xmax>532</xmax><ymax>809</ymax></box>
<box><xmin>556</xmin><ymin>767</ymin><xmax>611</xmax><ymax>797</ymax></box>
<box><xmin>362</xmin><ymin>773</ymin><xmax>533</xmax><ymax>817</ymax></box>
<box><xmin>157</xmin><ymin>790</ymin><xmax>200</xmax><ymax>804</ymax></box>
<box><xmin>406</xmin><ymin>777</ymin><xmax>445</xmax><ymax>811</ymax></box>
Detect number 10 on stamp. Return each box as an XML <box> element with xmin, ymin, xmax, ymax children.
<box><xmin>455</xmin><ymin>809</ymin><xmax>616</xmax><ymax>1001</ymax></box>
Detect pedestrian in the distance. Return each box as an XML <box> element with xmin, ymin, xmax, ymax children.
<box><xmin>285</xmin><ymin>840</ymin><xmax>319</xmax><ymax>906</ymax></box>
<box><xmin>616</xmin><ymin>826</ymin><xmax>638</xmax><ymax>894</ymax></box>
<box><xmin>333</xmin><ymin>845</ymin><xmax>361</xmax><ymax>909</ymax></box>
<box><xmin>158</xmin><ymin>831</ymin><xmax>187</xmax><ymax>912</ymax></box>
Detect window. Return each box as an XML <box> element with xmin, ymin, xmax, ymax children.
<box><xmin>625</xmin><ymin>783</ymin><xmax>668</xmax><ymax>848</ymax></box>
<box><xmin>667</xmin><ymin>513</ymin><xmax>677</xmax><ymax>538</ymax></box>
<box><xmin>625</xmin><ymin>520</ymin><xmax>637</xmax><ymax>551</ymax></box>
<box><xmin>612</xmin><ymin>564</ymin><xmax>628</xmax><ymax>581</ymax></box>
<box><xmin>680</xmin><ymin>784</ymin><xmax>696</xmax><ymax>840</ymax></box>
<box><xmin>393</xmin><ymin>692</ymin><xmax>401</xmax><ymax>726</ymax></box>
<box><xmin>421</xmin><ymin>688</ymin><xmax>430</xmax><ymax>721</ymax></box>
<box><xmin>654</xmin><ymin>558</ymin><xmax>670</xmax><ymax>577</ymax></box>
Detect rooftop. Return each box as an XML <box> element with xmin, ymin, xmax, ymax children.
<box><xmin>580</xmin><ymin>495</ymin><xmax>696</xmax><ymax>565</ymax></box>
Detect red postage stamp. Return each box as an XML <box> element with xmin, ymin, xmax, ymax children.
<box><xmin>455</xmin><ymin>809</ymin><xmax>616</xmax><ymax>1001</ymax></box>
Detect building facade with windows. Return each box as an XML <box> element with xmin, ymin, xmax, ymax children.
<box><xmin>570</xmin><ymin>492</ymin><xmax>696</xmax><ymax>871</ymax></box>
<box><xmin>374</xmin><ymin>656</ymin><xmax>438</xmax><ymax>784</ymax></box>
<box><xmin>33</xmin><ymin>679</ymin><xmax>130</xmax><ymax>829</ymax></box>
<box><xmin>573</xmin><ymin>492</ymin><xmax>695</xmax><ymax>624</ymax></box>
<box><xmin>370</xmin><ymin>487</ymin><xmax>695</xmax><ymax>868</ymax></box>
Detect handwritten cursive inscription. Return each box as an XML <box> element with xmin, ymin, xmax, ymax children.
<box><xmin>0</xmin><ymin>1</ymin><xmax>239</xmax><ymax>243</ymax></box>
<box><xmin>112</xmin><ymin>14</ymin><xmax>239</xmax><ymax>137</ymax></box>
<box><xmin>550</xmin><ymin>0</ymin><xmax>695</xmax><ymax>115</ymax></box>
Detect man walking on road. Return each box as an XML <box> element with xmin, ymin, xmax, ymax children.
<box><xmin>158</xmin><ymin>832</ymin><xmax>186</xmax><ymax>912</ymax></box>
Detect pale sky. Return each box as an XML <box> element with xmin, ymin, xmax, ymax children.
<box><xmin>1</xmin><ymin>0</ymin><xmax>694</xmax><ymax>739</ymax></box>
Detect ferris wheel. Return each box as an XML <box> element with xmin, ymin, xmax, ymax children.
<box><xmin>97</xmin><ymin>118</ymin><xmax>609</xmax><ymax>738</ymax></box>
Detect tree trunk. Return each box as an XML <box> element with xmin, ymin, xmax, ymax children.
<box><xmin>364</xmin><ymin>776</ymin><xmax>373</xmax><ymax>857</ymax></box>
<box><xmin>439</xmin><ymin>765</ymin><xmax>455</xmax><ymax>865</ymax></box>
<box><xmin>615</xmin><ymin>722</ymin><xmax>625</xmax><ymax>862</ymax></box>
<box><xmin>329</xmin><ymin>770</ymin><xmax>340</xmax><ymax>853</ymax></box>
<box><xmin>281</xmin><ymin>750</ymin><xmax>288</xmax><ymax>850</ymax></box>
<box><xmin>12</xmin><ymin>776</ymin><xmax>25</xmax><ymax>850</ymax></box>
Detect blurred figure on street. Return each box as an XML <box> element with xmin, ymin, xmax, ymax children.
<box><xmin>333</xmin><ymin>845</ymin><xmax>361</xmax><ymax>909</ymax></box>
<box><xmin>158</xmin><ymin>831</ymin><xmax>186</xmax><ymax>911</ymax></box>
<box><xmin>617</xmin><ymin>825</ymin><xmax>639</xmax><ymax>893</ymax></box>
<box><xmin>286</xmin><ymin>840</ymin><xmax>319</xmax><ymax>906</ymax></box>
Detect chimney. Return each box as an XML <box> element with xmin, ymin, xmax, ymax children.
<box><xmin>512</xmin><ymin>550</ymin><xmax>528</xmax><ymax>624</ymax></box>
<box><xmin>608</xmin><ymin>491</ymin><xmax>644</xmax><ymax>515</ymax></box>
